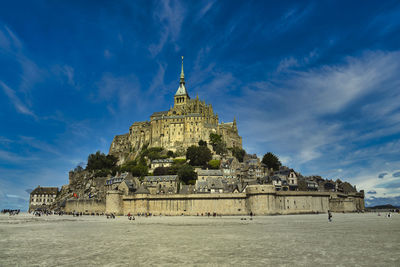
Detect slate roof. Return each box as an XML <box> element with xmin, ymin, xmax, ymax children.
<box><xmin>197</xmin><ymin>169</ymin><xmax>223</xmax><ymax>176</ymax></box>
<box><xmin>135</xmin><ymin>185</ymin><xmax>150</xmax><ymax>194</ymax></box>
<box><xmin>196</xmin><ymin>178</ymin><xmax>225</xmax><ymax>190</ymax></box>
<box><xmin>31</xmin><ymin>186</ymin><xmax>58</xmax><ymax>195</ymax></box>
<box><xmin>151</xmin><ymin>111</ymin><xmax>169</xmax><ymax>117</ymax></box>
<box><xmin>122</xmin><ymin>180</ymin><xmax>135</xmax><ymax>190</ymax></box>
<box><xmin>144</xmin><ymin>175</ymin><xmax>178</xmax><ymax>182</ymax></box>
<box><xmin>175</xmin><ymin>83</ymin><xmax>188</xmax><ymax>96</ymax></box>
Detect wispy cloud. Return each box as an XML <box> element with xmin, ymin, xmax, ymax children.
<box><xmin>369</xmin><ymin>5</ymin><xmax>400</xmax><ymax>35</ymax></box>
<box><xmin>196</xmin><ymin>0</ymin><xmax>216</xmax><ymax>20</ymax></box>
<box><xmin>0</xmin><ymin>149</ymin><xmax>38</xmax><ymax>163</ymax></box>
<box><xmin>149</xmin><ymin>0</ymin><xmax>186</xmax><ymax>57</ymax></box>
<box><xmin>274</xmin><ymin>4</ymin><xmax>313</xmax><ymax>33</ymax></box>
<box><xmin>0</xmin><ymin>81</ymin><xmax>36</xmax><ymax>117</ymax></box>
<box><xmin>223</xmin><ymin>50</ymin><xmax>400</xmax><ymax>175</ymax></box>
<box><xmin>18</xmin><ymin>136</ymin><xmax>62</xmax><ymax>156</ymax></box>
<box><xmin>0</xmin><ymin>25</ymin><xmax>44</xmax><ymax>116</ymax></box>
<box><xmin>148</xmin><ymin>62</ymin><xmax>167</xmax><ymax>95</ymax></box>
<box><xmin>95</xmin><ymin>73</ymin><xmax>141</xmax><ymax>111</ymax></box>
<box><xmin>276</xmin><ymin>49</ymin><xmax>319</xmax><ymax>73</ymax></box>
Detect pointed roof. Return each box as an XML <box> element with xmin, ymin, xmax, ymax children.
<box><xmin>175</xmin><ymin>56</ymin><xmax>189</xmax><ymax>96</ymax></box>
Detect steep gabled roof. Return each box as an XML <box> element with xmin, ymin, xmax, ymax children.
<box><xmin>31</xmin><ymin>186</ymin><xmax>58</xmax><ymax>195</ymax></box>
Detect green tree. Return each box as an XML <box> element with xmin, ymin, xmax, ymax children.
<box><xmin>177</xmin><ymin>164</ymin><xmax>197</xmax><ymax>185</ymax></box>
<box><xmin>209</xmin><ymin>133</ymin><xmax>222</xmax><ymax>150</ymax></box>
<box><xmin>232</xmin><ymin>147</ymin><xmax>246</xmax><ymax>162</ymax></box>
<box><xmin>209</xmin><ymin>133</ymin><xmax>227</xmax><ymax>156</ymax></box>
<box><xmin>167</xmin><ymin>150</ymin><xmax>175</xmax><ymax>158</ymax></box>
<box><xmin>153</xmin><ymin>167</ymin><xmax>169</xmax><ymax>176</ymax></box>
<box><xmin>120</xmin><ymin>159</ymin><xmax>148</xmax><ymax>177</ymax></box>
<box><xmin>141</xmin><ymin>147</ymin><xmax>164</xmax><ymax>161</ymax></box>
<box><xmin>186</xmin><ymin>145</ymin><xmax>212</xmax><ymax>167</ymax></box>
<box><xmin>198</xmin><ymin>140</ymin><xmax>207</xmax><ymax>146</ymax></box>
<box><xmin>130</xmin><ymin>165</ymin><xmax>148</xmax><ymax>177</ymax></box>
<box><xmin>208</xmin><ymin>159</ymin><xmax>221</xmax><ymax>169</ymax></box>
<box><xmin>261</xmin><ymin>152</ymin><xmax>281</xmax><ymax>171</ymax></box>
<box><xmin>86</xmin><ymin>151</ymin><xmax>118</xmax><ymax>170</ymax></box>
<box><xmin>214</xmin><ymin>141</ymin><xmax>227</xmax><ymax>156</ymax></box>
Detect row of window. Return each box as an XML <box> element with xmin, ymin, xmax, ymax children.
<box><xmin>31</xmin><ymin>199</ymin><xmax>54</xmax><ymax>203</ymax></box>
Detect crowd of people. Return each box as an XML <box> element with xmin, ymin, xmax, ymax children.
<box><xmin>1</xmin><ymin>209</ymin><xmax>20</xmax><ymax>215</ymax></box>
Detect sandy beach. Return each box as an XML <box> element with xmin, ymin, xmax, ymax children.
<box><xmin>0</xmin><ymin>212</ymin><xmax>399</xmax><ymax>266</ymax></box>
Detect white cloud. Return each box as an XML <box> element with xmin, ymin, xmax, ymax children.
<box><xmin>104</xmin><ymin>49</ymin><xmax>112</xmax><ymax>59</ymax></box>
<box><xmin>275</xmin><ymin>5</ymin><xmax>313</xmax><ymax>33</ymax></box>
<box><xmin>149</xmin><ymin>0</ymin><xmax>186</xmax><ymax>57</ymax></box>
<box><xmin>276</xmin><ymin>57</ymin><xmax>298</xmax><ymax>72</ymax></box>
<box><xmin>196</xmin><ymin>0</ymin><xmax>216</xmax><ymax>20</ymax></box>
<box><xmin>0</xmin><ymin>149</ymin><xmax>38</xmax><ymax>163</ymax></box>
<box><xmin>218</xmin><ymin>50</ymin><xmax>400</xmax><ymax>190</ymax></box>
<box><xmin>96</xmin><ymin>73</ymin><xmax>141</xmax><ymax>111</ymax></box>
<box><xmin>0</xmin><ymin>81</ymin><xmax>36</xmax><ymax>117</ymax></box>
<box><xmin>148</xmin><ymin>62</ymin><xmax>167</xmax><ymax>95</ymax></box>
<box><xmin>0</xmin><ymin>25</ymin><xmax>44</xmax><ymax>115</ymax></box>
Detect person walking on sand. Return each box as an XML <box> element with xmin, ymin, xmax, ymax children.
<box><xmin>328</xmin><ymin>210</ymin><xmax>332</xmax><ymax>222</ymax></box>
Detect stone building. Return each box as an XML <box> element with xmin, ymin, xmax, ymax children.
<box><xmin>195</xmin><ymin>178</ymin><xmax>225</xmax><ymax>193</ymax></box>
<box><xmin>274</xmin><ymin>167</ymin><xmax>298</xmax><ymax>190</ymax></box>
<box><xmin>150</xmin><ymin>159</ymin><xmax>174</xmax><ymax>170</ymax></box>
<box><xmin>105</xmin><ymin>172</ymin><xmax>135</xmax><ymax>191</ymax></box>
<box><xmin>221</xmin><ymin>157</ymin><xmax>240</xmax><ymax>179</ymax></box>
<box><xmin>197</xmin><ymin>169</ymin><xmax>223</xmax><ymax>181</ymax></box>
<box><xmin>143</xmin><ymin>175</ymin><xmax>179</xmax><ymax>194</ymax></box>
<box><xmin>109</xmin><ymin>57</ymin><xmax>242</xmax><ymax>163</ymax></box>
<box><xmin>29</xmin><ymin>186</ymin><xmax>59</xmax><ymax>212</ymax></box>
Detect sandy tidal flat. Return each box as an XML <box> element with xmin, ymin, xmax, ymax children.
<box><xmin>0</xmin><ymin>213</ymin><xmax>399</xmax><ymax>266</ymax></box>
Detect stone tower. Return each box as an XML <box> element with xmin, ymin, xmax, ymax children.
<box><xmin>174</xmin><ymin>56</ymin><xmax>190</xmax><ymax>107</ymax></box>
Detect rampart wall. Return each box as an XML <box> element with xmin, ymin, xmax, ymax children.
<box><xmin>64</xmin><ymin>185</ymin><xmax>364</xmax><ymax>215</ymax></box>
<box><xmin>65</xmin><ymin>199</ymin><xmax>106</xmax><ymax>213</ymax></box>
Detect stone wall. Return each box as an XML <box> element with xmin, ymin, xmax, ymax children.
<box><xmin>104</xmin><ymin>185</ymin><xmax>363</xmax><ymax>216</ymax></box>
<box><xmin>122</xmin><ymin>193</ymin><xmax>247</xmax><ymax>216</ymax></box>
<box><xmin>64</xmin><ymin>185</ymin><xmax>364</xmax><ymax>215</ymax></box>
<box><xmin>65</xmin><ymin>199</ymin><xmax>105</xmax><ymax>213</ymax></box>
<box><xmin>329</xmin><ymin>192</ymin><xmax>365</xmax><ymax>212</ymax></box>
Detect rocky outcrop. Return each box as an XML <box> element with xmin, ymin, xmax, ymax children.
<box><xmin>52</xmin><ymin>170</ymin><xmax>108</xmax><ymax>210</ymax></box>
<box><xmin>109</xmin><ymin>134</ymin><xmax>132</xmax><ymax>164</ymax></box>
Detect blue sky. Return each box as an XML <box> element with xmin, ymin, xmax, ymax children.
<box><xmin>1</xmin><ymin>0</ymin><xmax>400</xmax><ymax>209</ymax></box>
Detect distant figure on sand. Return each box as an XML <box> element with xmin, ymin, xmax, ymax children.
<box><xmin>328</xmin><ymin>210</ymin><xmax>332</xmax><ymax>222</ymax></box>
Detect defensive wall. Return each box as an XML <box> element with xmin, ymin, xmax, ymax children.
<box><xmin>64</xmin><ymin>185</ymin><xmax>364</xmax><ymax>215</ymax></box>
<box><xmin>99</xmin><ymin>185</ymin><xmax>364</xmax><ymax>216</ymax></box>
<box><xmin>65</xmin><ymin>199</ymin><xmax>106</xmax><ymax>213</ymax></box>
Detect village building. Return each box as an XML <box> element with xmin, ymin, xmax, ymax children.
<box><xmin>105</xmin><ymin>172</ymin><xmax>135</xmax><ymax>190</ymax></box>
<box><xmin>274</xmin><ymin>167</ymin><xmax>298</xmax><ymax>190</ymax></box>
<box><xmin>221</xmin><ymin>157</ymin><xmax>240</xmax><ymax>179</ymax></box>
<box><xmin>195</xmin><ymin>178</ymin><xmax>225</xmax><ymax>193</ymax></box>
<box><xmin>197</xmin><ymin>169</ymin><xmax>223</xmax><ymax>181</ymax></box>
<box><xmin>150</xmin><ymin>159</ymin><xmax>174</xmax><ymax>170</ymax></box>
<box><xmin>143</xmin><ymin>175</ymin><xmax>179</xmax><ymax>194</ymax></box>
<box><xmin>117</xmin><ymin>179</ymin><xmax>140</xmax><ymax>195</ymax></box>
<box><xmin>29</xmin><ymin>186</ymin><xmax>58</xmax><ymax>212</ymax></box>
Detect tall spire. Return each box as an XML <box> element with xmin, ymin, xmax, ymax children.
<box><xmin>180</xmin><ymin>56</ymin><xmax>185</xmax><ymax>84</ymax></box>
<box><xmin>175</xmin><ymin>56</ymin><xmax>189</xmax><ymax>97</ymax></box>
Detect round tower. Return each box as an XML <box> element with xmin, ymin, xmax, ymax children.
<box><xmin>106</xmin><ymin>190</ymin><xmax>123</xmax><ymax>215</ymax></box>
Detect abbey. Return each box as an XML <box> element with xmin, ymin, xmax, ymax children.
<box><xmin>109</xmin><ymin>57</ymin><xmax>242</xmax><ymax>161</ymax></box>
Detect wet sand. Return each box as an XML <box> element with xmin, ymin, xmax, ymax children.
<box><xmin>0</xmin><ymin>213</ymin><xmax>399</xmax><ymax>266</ymax></box>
